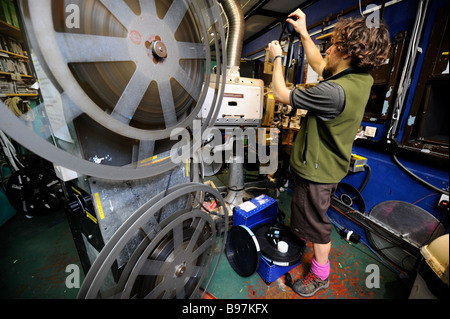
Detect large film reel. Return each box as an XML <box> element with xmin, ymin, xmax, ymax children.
<box><xmin>0</xmin><ymin>0</ymin><xmax>230</xmax><ymax>300</ymax></box>
<box><xmin>78</xmin><ymin>182</ymin><xmax>228</xmax><ymax>299</ymax></box>
<box><xmin>0</xmin><ymin>0</ymin><xmax>226</xmax><ymax>180</ymax></box>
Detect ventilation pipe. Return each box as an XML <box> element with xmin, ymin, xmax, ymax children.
<box><xmin>219</xmin><ymin>0</ymin><xmax>245</xmax><ymax>76</ymax></box>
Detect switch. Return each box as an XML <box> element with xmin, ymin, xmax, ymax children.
<box><xmin>364</xmin><ymin>126</ymin><xmax>377</xmax><ymax>138</ymax></box>
<box><xmin>438</xmin><ymin>194</ymin><xmax>449</xmax><ymax>210</ymax></box>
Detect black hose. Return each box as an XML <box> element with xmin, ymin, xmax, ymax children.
<box><xmin>392</xmin><ymin>154</ymin><xmax>449</xmax><ymax>196</ymax></box>
<box><xmin>358</xmin><ymin>164</ymin><xmax>371</xmax><ymax>193</ymax></box>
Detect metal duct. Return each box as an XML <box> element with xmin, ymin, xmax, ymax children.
<box><xmin>220</xmin><ymin>0</ymin><xmax>245</xmax><ymax>70</ymax></box>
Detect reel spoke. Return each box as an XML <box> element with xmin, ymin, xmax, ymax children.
<box><xmin>111</xmin><ymin>70</ymin><xmax>152</xmax><ymax>123</ymax></box>
<box><xmin>186</xmin><ymin>218</ymin><xmax>207</xmax><ymax>252</ymax></box>
<box><xmin>177</xmin><ymin>42</ymin><xmax>207</xmax><ymax>60</ymax></box>
<box><xmin>56</xmin><ymin>33</ymin><xmax>130</xmax><ymax>63</ymax></box>
<box><xmin>140</xmin><ymin>259</ymin><xmax>170</xmax><ymax>276</ymax></box>
<box><xmin>99</xmin><ymin>0</ymin><xmax>136</xmax><ymax>29</ymax></box>
<box><xmin>172</xmin><ymin>222</ymin><xmax>185</xmax><ymax>254</ymax></box>
<box><xmin>139</xmin><ymin>0</ymin><xmax>157</xmax><ymax>13</ymax></box>
<box><xmin>164</xmin><ymin>0</ymin><xmax>190</xmax><ymax>32</ymax></box>
<box><xmin>158</xmin><ymin>80</ymin><xmax>178</xmax><ymax>128</ymax></box>
<box><xmin>191</xmin><ymin>237</ymin><xmax>213</xmax><ymax>260</ymax></box>
<box><xmin>174</xmin><ymin>68</ymin><xmax>202</xmax><ymax>102</ymax></box>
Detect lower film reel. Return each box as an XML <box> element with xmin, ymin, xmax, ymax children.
<box><xmin>6</xmin><ymin>166</ymin><xmax>63</xmax><ymax>217</ymax></box>
<box><xmin>333</xmin><ymin>182</ymin><xmax>366</xmax><ymax>213</ymax></box>
<box><xmin>78</xmin><ymin>183</ymin><xmax>228</xmax><ymax>299</ymax></box>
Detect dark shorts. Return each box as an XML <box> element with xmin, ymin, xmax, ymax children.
<box><xmin>290</xmin><ymin>175</ymin><xmax>338</xmax><ymax>244</ymax></box>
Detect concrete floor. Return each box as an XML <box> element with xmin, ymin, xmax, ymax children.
<box><xmin>0</xmin><ymin>209</ymin><xmax>83</xmax><ymax>298</ymax></box>
<box><xmin>207</xmin><ymin>190</ymin><xmax>410</xmax><ymax>299</ymax></box>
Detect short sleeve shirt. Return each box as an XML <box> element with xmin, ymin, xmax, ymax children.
<box><xmin>289</xmin><ymin>77</ymin><xmax>346</xmax><ymax>121</ymax></box>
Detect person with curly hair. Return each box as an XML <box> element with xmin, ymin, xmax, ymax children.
<box><xmin>267</xmin><ymin>9</ymin><xmax>390</xmax><ymax>297</ymax></box>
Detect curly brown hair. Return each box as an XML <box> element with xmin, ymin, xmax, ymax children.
<box><xmin>332</xmin><ymin>16</ymin><xmax>391</xmax><ymax>71</ymax></box>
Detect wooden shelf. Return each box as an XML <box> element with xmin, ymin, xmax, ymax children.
<box><xmin>0</xmin><ymin>19</ymin><xmax>21</xmax><ymax>39</ymax></box>
<box><xmin>0</xmin><ymin>17</ymin><xmax>36</xmax><ymax>98</ymax></box>
<box><xmin>0</xmin><ymin>71</ymin><xmax>32</xmax><ymax>78</ymax></box>
<box><xmin>0</xmin><ymin>48</ymin><xmax>28</xmax><ymax>60</ymax></box>
<box><xmin>3</xmin><ymin>93</ymin><xmax>38</xmax><ymax>97</ymax></box>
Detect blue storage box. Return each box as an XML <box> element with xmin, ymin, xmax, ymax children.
<box><xmin>230</xmin><ymin>194</ymin><xmax>304</xmax><ymax>284</ymax></box>
<box><xmin>233</xmin><ymin>194</ymin><xmax>278</xmax><ymax>229</ymax></box>
<box><xmin>257</xmin><ymin>256</ymin><xmax>301</xmax><ymax>284</ymax></box>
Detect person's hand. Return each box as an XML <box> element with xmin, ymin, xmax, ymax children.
<box><xmin>268</xmin><ymin>40</ymin><xmax>283</xmax><ymax>62</ymax></box>
<box><xmin>287</xmin><ymin>9</ymin><xmax>308</xmax><ymax>37</ymax></box>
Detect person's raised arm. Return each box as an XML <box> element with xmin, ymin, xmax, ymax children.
<box><xmin>267</xmin><ymin>40</ymin><xmax>291</xmax><ymax>105</ymax></box>
<box><xmin>287</xmin><ymin>9</ymin><xmax>326</xmax><ymax>76</ymax></box>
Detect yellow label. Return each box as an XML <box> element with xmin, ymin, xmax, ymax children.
<box><xmin>71</xmin><ymin>186</ymin><xmax>81</xmax><ymax>195</ymax></box>
<box><xmin>140</xmin><ymin>155</ymin><xmax>171</xmax><ymax>167</ymax></box>
<box><xmin>140</xmin><ymin>155</ymin><xmax>157</xmax><ymax>164</ymax></box>
<box><xmin>94</xmin><ymin>192</ymin><xmax>105</xmax><ymax>220</ymax></box>
<box><xmin>351</xmin><ymin>154</ymin><xmax>367</xmax><ymax>160</ymax></box>
<box><xmin>186</xmin><ymin>159</ymin><xmax>189</xmax><ymax>177</ymax></box>
<box><xmin>85</xmin><ymin>211</ymin><xmax>98</xmax><ymax>224</ymax></box>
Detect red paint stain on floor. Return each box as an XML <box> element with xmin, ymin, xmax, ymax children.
<box><xmin>247</xmin><ymin>242</ymin><xmax>375</xmax><ymax>299</ymax></box>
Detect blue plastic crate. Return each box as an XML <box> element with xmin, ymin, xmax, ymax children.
<box><xmin>231</xmin><ymin>194</ymin><xmax>304</xmax><ymax>284</ymax></box>
<box><xmin>233</xmin><ymin>194</ymin><xmax>278</xmax><ymax>229</ymax></box>
<box><xmin>257</xmin><ymin>256</ymin><xmax>301</xmax><ymax>284</ymax></box>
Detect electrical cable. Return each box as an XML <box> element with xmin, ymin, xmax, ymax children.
<box><xmin>358</xmin><ymin>164</ymin><xmax>371</xmax><ymax>193</ymax></box>
<box><xmin>327</xmin><ymin>213</ymin><xmax>402</xmax><ymax>274</ymax></box>
<box><xmin>387</xmin><ymin>0</ymin><xmax>428</xmax><ymax>140</ymax></box>
<box><xmin>359</xmin><ymin>0</ymin><xmax>365</xmax><ymax>17</ymax></box>
<box><xmin>0</xmin><ymin>130</ymin><xmax>24</xmax><ymax>171</ymax></box>
<box><xmin>392</xmin><ymin>154</ymin><xmax>449</xmax><ymax>195</ymax></box>
<box><xmin>4</xmin><ymin>97</ymin><xmax>35</xmax><ymax>122</ymax></box>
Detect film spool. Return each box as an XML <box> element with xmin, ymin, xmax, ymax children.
<box><xmin>253</xmin><ymin>223</ymin><xmax>305</xmax><ymax>267</ymax></box>
<box><xmin>5</xmin><ymin>166</ymin><xmax>63</xmax><ymax>217</ymax></box>
<box><xmin>225</xmin><ymin>225</ymin><xmax>261</xmax><ymax>277</ymax></box>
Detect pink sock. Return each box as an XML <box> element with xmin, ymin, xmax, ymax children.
<box><xmin>311</xmin><ymin>257</ymin><xmax>330</xmax><ymax>280</ymax></box>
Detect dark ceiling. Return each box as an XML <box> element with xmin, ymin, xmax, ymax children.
<box><xmin>235</xmin><ymin>0</ymin><xmax>318</xmax><ymax>43</ymax></box>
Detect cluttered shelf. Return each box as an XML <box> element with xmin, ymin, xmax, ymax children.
<box><xmin>0</xmin><ymin>6</ymin><xmax>37</xmax><ymax>97</ymax></box>
<box><xmin>2</xmin><ymin>93</ymin><xmax>37</xmax><ymax>97</ymax></box>
<box><xmin>0</xmin><ymin>48</ymin><xmax>28</xmax><ymax>60</ymax></box>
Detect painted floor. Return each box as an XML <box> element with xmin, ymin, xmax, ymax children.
<box><xmin>0</xmin><ymin>178</ymin><xmax>410</xmax><ymax>299</ymax></box>
<box><xmin>209</xmin><ymin>228</ymin><xmax>409</xmax><ymax>299</ymax></box>
<box><xmin>0</xmin><ymin>209</ymin><xmax>83</xmax><ymax>299</ymax></box>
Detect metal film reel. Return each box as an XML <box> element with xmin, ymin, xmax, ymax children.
<box><xmin>0</xmin><ymin>0</ymin><xmax>226</xmax><ymax>180</ymax></box>
<box><xmin>366</xmin><ymin>200</ymin><xmax>446</xmax><ymax>272</ymax></box>
<box><xmin>78</xmin><ymin>182</ymin><xmax>228</xmax><ymax>299</ymax></box>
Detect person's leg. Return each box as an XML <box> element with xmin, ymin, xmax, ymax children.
<box><xmin>292</xmin><ymin>182</ymin><xmax>336</xmax><ymax>297</ymax></box>
<box><xmin>313</xmin><ymin>242</ymin><xmax>331</xmax><ymax>265</ymax></box>
<box><xmin>311</xmin><ymin>242</ymin><xmax>331</xmax><ymax>280</ymax></box>
<box><xmin>289</xmin><ymin>178</ymin><xmax>337</xmax><ymax>296</ymax></box>
<box><xmin>293</xmin><ymin>243</ymin><xmax>330</xmax><ymax>297</ymax></box>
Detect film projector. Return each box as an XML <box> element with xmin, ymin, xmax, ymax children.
<box><xmin>0</xmin><ymin>0</ymin><xmax>269</xmax><ymax>299</ymax></box>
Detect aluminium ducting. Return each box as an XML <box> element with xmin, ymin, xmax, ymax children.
<box><xmin>219</xmin><ymin>0</ymin><xmax>245</xmax><ymax>71</ymax></box>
